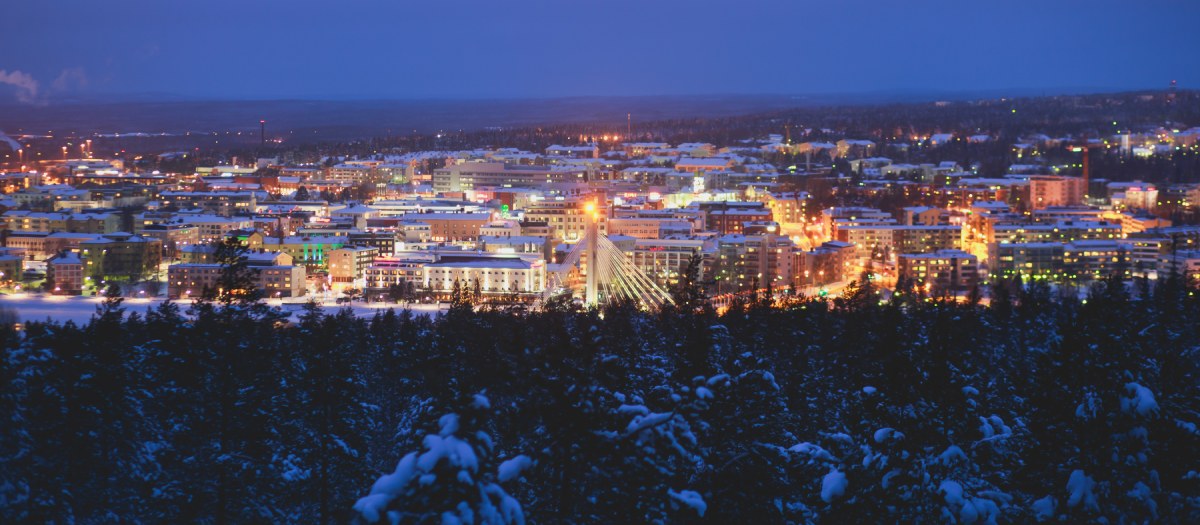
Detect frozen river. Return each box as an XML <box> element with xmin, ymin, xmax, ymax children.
<box><xmin>0</xmin><ymin>294</ymin><xmax>446</xmax><ymax>326</ymax></box>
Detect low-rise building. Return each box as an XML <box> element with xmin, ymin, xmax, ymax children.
<box><xmin>675</xmin><ymin>157</ymin><xmax>735</xmax><ymax>173</ymax></box>
<box><xmin>524</xmin><ymin>199</ymin><xmax>605</xmax><ymax>242</ymax></box>
<box><xmin>159</xmin><ymin>190</ymin><xmax>262</xmax><ymax>216</ymax></box>
<box><xmin>902</xmin><ymin>206</ymin><xmax>949</xmax><ymax>226</ymax></box>
<box><xmin>989</xmin><ymin>242</ymin><xmax>1066</xmax><ymax>280</ymax></box>
<box><xmin>791</xmin><ymin>241</ymin><xmax>856</xmax><ymax>288</ymax></box>
<box><xmin>1062</xmin><ymin>240</ymin><xmax>1131</xmax><ymax>280</ymax></box>
<box><xmin>706</xmin><ymin>208</ymin><xmax>773</xmax><ymax>235</ymax></box>
<box><xmin>432</xmin><ymin>162</ymin><xmax>585</xmax><ymax>192</ymax></box>
<box><xmin>1162</xmin><ymin>251</ymin><xmax>1200</xmax><ymax>283</ymax></box>
<box><xmin>1029</xmin><ymin>175</ymin><xmax>1086</xmax><ymax>210</ymax></box>
<box><xmin>898</xmin><ymin>250</ymin><xmax>980</xmax><ymax>291</ymax></box>
<box><xmin>140</xmin><ymin>222</ymin><xmax>201</xmax><ymax>260</ymax></box>
<box><xmin>328</xmin><ymin>246</ymin><xmax>379</xmax><ymax>284</ymax></box>
<box><xmin>257</xmin><ymin>235</ymin><xmax>348</xmax><ymax>269</ymax></box>
<box><xmin>480</xmin><ymin>220</ymin><xmax>522</xmax><ymax>238</ymax></box>
<box><xmin>331</xmin><ymin>203</ymin><xmax>379</xmax><ymax>229</ymax></box>
<box><xmin>764</xmin><ymin>191</ymin><xmax>812</xmax><ymax>225</ymax></box>
<box><xmin>625</xmin><ymin>237</ymin><xmax>712</xmax><ymax>288</ymax></box>
<box><xmin>166</xmin><ymin>261</ymin><xmax>305</xmax><ymax>299</ymax></box>
<box><xmin>836</xmin><ymin>224</ymin><xmax>962</xmax><ymax>259</ymax></box>
<box><xmin>4</xmin><ymin>232</ymin><xmax>104</xmax><ymax>261</ymax></box>
<box><xmin>396</xmin><ymin>220</ymin><xmax>433</xmax><ymax>243</ymax></box>
<box><xmin>608</xmin><ymin>217</ymin><xmax>693</xmax><ymax>239</ymax></box>
<box><xmin>989</xmin><ymin>240</ymin><xmax>1131</xmax><ymax>282</ymax></box>
<box><xmin>347</xmin><ymin>231</ymin><xmax>398</xmax><ymax>257</ymax></box>
<box><xmin>545</xmin><ymin>144</ymin><xmax>599</xmax><ymax>158</ymax></box>
<box><xmin>1</xmin><ymin>210</ymin><xmax>120</xmax><ymax>234</ymax></box>
<box><xmin>257</xmin><ymin>265</ymin><xmax>307</xmax><ymax>298</ymax></box>
<box><xmin>364</xmin><ymin>257</ymin><xmax>427</xmax><ymax>292</ymax></box>
<box><xmin>47</xmin><ymin>251</ymin><xmax>84</xmax><ymax>294</ymax></box>
<box><xmin>0</xmin><ymin>253</ymin><xmax>23</xmax><ymax>284</ymax></box>
<box><xmin>477</xmin><ymin>235</ymin><xmax>547</xmax><ymax>254</ymax></box>
<box><xmin>991</xmin><ymin>221</ymin><xmax>1122</xmax><ymax>245</ymax></box>
<box><xmin>822</xmin><ymin>206</ymin><xmax>894</xmax><ymax>236</ymax></box>
<box><xmin>79</xmin><ymin>232</ymin><xmax>162</xmax><ymax>282</ymax></box>
<box><xmin>422</xmin><ymin>256</ymin><xmax>545</xmax><ymax>295</ymax></box>
<box><xmin>399</xmin><ymin>213</ymin><xmax>492</xmax><ymax>242</ymax></box>
<box><xmin>714</xmin><ymin>233</ymin><xmax>794</xmax><ymax>292</ymax></box>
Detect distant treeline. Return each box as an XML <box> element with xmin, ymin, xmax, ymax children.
<box><xmin>183</xmin><ymin>89</ymin><xmax>1200</xmax><ymax>187</ymax></box>
<box><xmin>1</xmin><ymin>273</ymin><xmax>1198</xmax><ymax>523</ymax></box>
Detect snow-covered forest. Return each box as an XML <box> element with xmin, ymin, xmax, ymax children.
<box><xmin>1</xmin><ymin>274</ymin><xmax>1198</xmax><ymax>523</ymax></box>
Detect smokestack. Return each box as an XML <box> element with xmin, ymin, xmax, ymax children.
<box><xmin>1082</xmin><ymin>146</ymin><xmax>1089</xmax><ymax>183</ymax></box>
<box><xmin>1081</xmin><ymin>146</ymin><xmax>1090</xmax><ymax>203</ymax></box>
<box><xmin>260</xmin><ymin>120</ymin><xmax>266</xmax><ymax>147</ymax></box>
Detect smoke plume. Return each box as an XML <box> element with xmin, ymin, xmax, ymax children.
<box><xmin>0</xmin><ymin>131</ymin><xmax>22</xmax><ymax>152</ymax></box>
<box><xmin>0</xmin><ymin>69</ymin><xmax>40</xmax><ymax>104</ymax></box>
<box><xmin>51</xmin><ymin>67</ymin><xmax>89</xmax><ymax>92</ymax></box>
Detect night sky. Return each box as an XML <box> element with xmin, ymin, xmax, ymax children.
<box><xmin>2</xmin><ymin>0</ymin><xmax>1197</xmax><ymax>103</ymax></box>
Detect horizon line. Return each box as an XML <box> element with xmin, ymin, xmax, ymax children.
<box><xmin>0</xmin><ymin>85</ymin><xmax>1184</xmax><ymax>107</ymax></box>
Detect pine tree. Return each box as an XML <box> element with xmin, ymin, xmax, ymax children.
<box><xmin>353</xmin><ymin>394</ymin><xmax>528</xmax><ymax>524</ymax></box>
<box><xmin>278</xmin><ymin>308</ymin><xmax>374</xmax><ymax>523</ymax></box>
<box><xmin>669</xmin><ymin>254</ymin><xmax>708</xmax><ymax>313</ymax></box>
<box><xmin>449</xmin><ymin>279</ymin><xmax>473</xmax><ymax>313</ymax></box>
<box><xmin>387</xmin><ymin>283</ymin><xmax>405</xmax><ymax>304</ymax></box>
<box><xmin>207</xmin><ymin>237</ymin><xmax>261</xmax><ymax>304</ymax></box>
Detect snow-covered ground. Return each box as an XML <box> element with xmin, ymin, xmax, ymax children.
<box><xmin>0</xmin><ymin>293</ymin><xmax>446</xmax><ymax>325</ymax></box>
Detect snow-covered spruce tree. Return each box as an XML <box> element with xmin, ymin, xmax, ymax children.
<box><xmin>921</xmin><ymin>388</ymin><xmax>1027</xmax><ymax>523</ymax></box>
<box><xmin>360</xmin><ymin>308</ymin><xmax>441</xmax><ymax>492</ymax></box>
<box><xmin>658</xmin><ymin>316</ymin><xmax>806</xmax><ymax>521</ymax></box>
<box><xmin>668</xmin><ymin>253</ymin><xmax>710</xmax><ymax>315</ymax></box>
<box><xmin>1140</xmin><ymin>276</ymin><xmax>1200</xmax><ymax>519</ymax></box>
<box><xmin>353</xmin><ymin>394</ymin><xmax>529</xmax><ymax>524</ymax></box>
<box><xmin>694</xmin><ymin>354</ymin><xmax>802</xmax><ymax>522</ymax></box>
<box><xmin>180</xmin><ymin>293</ymin><xmax>294</xmax><ymax>522</ymax></box>
<box><xmin>0</xmin><ymin>321</ymin><xmax>75</xmax><ymax>524</ymax></box>
<box><xmin>63</xmin><ymin>292</ymin><xmax>157</xmax><ymax>520</ymax></box>
<box><xmin>503</xmin><ymin>305</ymin><xmax>622</xmax><ymax>521</ymax></box>
<box><xmin>583</xmin><ymin>378</ymin><xmax>711</xmax><ymax>523</ymax></box>
<box><xmin>125</xmin><ymin>298</ymin><xmax>198</xmax><ymax>521</ymax></box>
<box><xmin>275</xmin><ymin>306</ymin><xmax>376</xmax><ymax>523</ymax></box>
<box><xmin>1021</xmin><ymin>275</ymin><xmax>1200</xmax><ymax>523</ymax></box>
<box><xmin>778</xmin><ymin>294</ymin><xmax>1028</xmax><ymax>523</ymax></box>
<box><xmin>796</xmin><ymin>387</ymin><xmax>949</xmax><ymax>523</ymax></box>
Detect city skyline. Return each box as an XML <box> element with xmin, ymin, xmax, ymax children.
<box><xmin>2</xmin><ymin>0</ymin><xmax>1199</xmax><ymax>103</ymax></box>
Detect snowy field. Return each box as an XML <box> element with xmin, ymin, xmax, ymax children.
<box><xmin>0</xmin><ymin>293</ymin><xmax>446</xmax><ymax>326</ymax></box>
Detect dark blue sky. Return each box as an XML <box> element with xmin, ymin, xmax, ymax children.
<box><xmin>2</xmin><ymin>0</ymin><xmax>1197</xmax><ymax>103</ymax></box>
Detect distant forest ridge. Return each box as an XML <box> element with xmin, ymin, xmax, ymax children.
<box><xmin>0</xmin><ymin>88</ymin><xmax>1190</xmax><ymax>144</ymax></box>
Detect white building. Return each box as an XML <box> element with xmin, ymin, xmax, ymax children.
<box><xmin>423</xmin><ymin>257</ymin><xmax>545</xmax><ymax>294</ymax></box>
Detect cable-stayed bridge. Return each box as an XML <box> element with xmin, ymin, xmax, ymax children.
<box><xmin>543</xmin><ymin>207</ymin><xmax>674</xmax><ymax>310</ymax></box>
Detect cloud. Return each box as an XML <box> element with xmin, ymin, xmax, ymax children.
<box><xmin>0</xmin><ymin>69</ymin><xmax>40</xmax><ymax>104</ymax></box>
<box><xmin>51</xmin><ymin>67</ymin><xmax>89</xmax><ymax>92</ymax></box>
